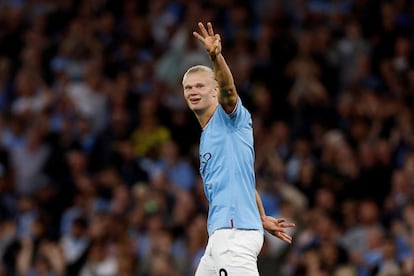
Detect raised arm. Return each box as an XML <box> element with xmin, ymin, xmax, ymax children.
<box><xmin>255</xmin><ymin>190</ymin><xmax>295</xmax><ymax>244</ymax></box>
<box><xmin>193</xmin><ymin>22</ymin><xmax>237</xmax><ymax>113</ymax></box>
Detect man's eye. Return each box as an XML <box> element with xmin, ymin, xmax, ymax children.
<box><xmin>196</xmin><ymin>84</ymin><xmax>204</xmax><ymax>88</ymax></box>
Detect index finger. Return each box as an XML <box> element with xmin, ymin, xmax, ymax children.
<box><xmin>193</xmin><ymin>31</ymin><xmax>205</xmax><ymax>43</ymax></box>
<box><xmin>280</xmin><ymin>223</ymin><xmax>296</xmax><ymax>228</ymax></box>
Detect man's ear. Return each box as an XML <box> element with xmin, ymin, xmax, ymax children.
<box><xmin>212</xmin><ymin>86</ymin><xmax>219</xmax><ymax>97</ymax></box>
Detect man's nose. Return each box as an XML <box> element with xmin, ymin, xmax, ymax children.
<box><xmin>188</xmin><ymin>88</ymin><xmax>198</xmax><ymax>95</ymax></box>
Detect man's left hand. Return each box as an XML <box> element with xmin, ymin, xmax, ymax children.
<box><xmin>261</xmin><ymin>216</ymin><xmax>295</xmax><ymax>244</ymax></box>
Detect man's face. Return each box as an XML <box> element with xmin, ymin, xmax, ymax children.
<box><xmin>182</xmin><ymin>71</ymin><xmax>218</xmax><ymax>114</ymax></box>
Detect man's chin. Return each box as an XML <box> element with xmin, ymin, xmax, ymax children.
<box><xmin>191</xmin><ymin>106</ymin><xmax>203</xmax><ymax>114</ymax></box>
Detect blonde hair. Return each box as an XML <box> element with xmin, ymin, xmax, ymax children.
<box><xmin>182</xmin><ymin>65</ymin><xmax>215</xmax><ymax>82</ymax></box>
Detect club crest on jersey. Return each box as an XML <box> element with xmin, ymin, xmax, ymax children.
<box><xmin>200</xmin><ymin>152</ymin><xmax>212</xmax><ymax>176</ymax></box>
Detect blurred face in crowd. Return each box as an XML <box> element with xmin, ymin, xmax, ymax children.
<box><xmin>182</xmin><ymin>68</ymin><xmax>218</xmax><ymax>115</ymax></box>
<box><xmin>359</xmin><ymin>200</ymin><xmax>379</xmax><ymax>225</ymax></box>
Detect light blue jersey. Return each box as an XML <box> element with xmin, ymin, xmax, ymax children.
<box><xmin>199</xmin><ymin>98</ymin><xmax>263</xmax><ymax>236</ymax></box>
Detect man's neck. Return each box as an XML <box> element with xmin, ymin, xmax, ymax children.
<box><xmin>196</xmin><ymin>103</ymin><xmax>218</xmax><ymax>129</ymax></box>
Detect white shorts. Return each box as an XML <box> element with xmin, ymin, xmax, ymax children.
<box><xmin>195</xmin><ymin>228</ymin><xmax>264</xmax><ymax>276</ymax></box>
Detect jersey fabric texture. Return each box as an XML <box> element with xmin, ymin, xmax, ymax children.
<box><xmin>199</xmin><ymin>97</ymin><xmax>263</xmax><ymax>236</ymax></box>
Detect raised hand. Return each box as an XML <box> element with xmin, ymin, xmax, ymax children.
<box><xmin>193</xmin><ymin>22</ymin><xmax>222</xmax><ymax>57</ymax></box>
<box><xmin>261</xmin><ymin>216</ymin><xmax>295</xmax><ymax>244</ymax></box>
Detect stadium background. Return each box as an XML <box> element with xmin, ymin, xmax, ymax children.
<box><xmin>0</xmin><ymin>0</ymin><xmax>413</xmax><ymax>275</ymax></box>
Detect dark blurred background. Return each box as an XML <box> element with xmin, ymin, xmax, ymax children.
<box><xmin>0</xmin><ymin>0</ymin><xmax>413</xmax><ymax>275</ymax></box>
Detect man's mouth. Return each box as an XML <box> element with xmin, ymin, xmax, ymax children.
<box><xmin>189</xmin><ymin>98</ymin><xmax>201</xmax><ymax>104</ymax></box>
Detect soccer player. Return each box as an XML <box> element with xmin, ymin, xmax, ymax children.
<box><xmin>182</xmin><ymin>22</ymin><xmax>295</xmax><ymax>275</ymax></box>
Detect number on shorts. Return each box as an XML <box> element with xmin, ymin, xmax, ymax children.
<box><xmin>219</xmin><ymin>268</ymin><xmax>228</xmax><ymax>276</ymax></box>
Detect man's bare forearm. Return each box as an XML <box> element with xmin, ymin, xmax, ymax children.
<box><xmin>255</xmin><ymin>189</ymin><xmax>266</xmax><ymax>218</ymax></box>
<box><xmin>210</xmin><ymin>53</ymin><xmax>237</xmax><ymax>112</ymax></box>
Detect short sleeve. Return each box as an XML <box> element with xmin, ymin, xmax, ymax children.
<box><xmin>218</xmin><ymin>97</ymin><xmax>251</xmax><ymax>129</ymax></box>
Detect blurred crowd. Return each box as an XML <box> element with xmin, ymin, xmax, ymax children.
<box><xmin>0</xmin><ymin>0</ymin><xmax>413</xmax><ymax>275</ymax></box>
